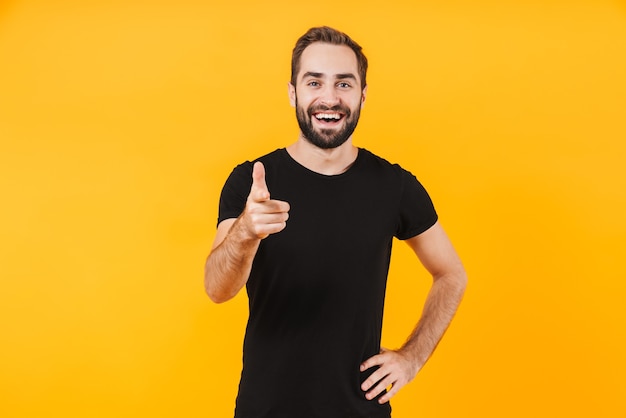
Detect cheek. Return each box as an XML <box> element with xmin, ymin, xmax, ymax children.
<box><xmin>349</xmin><ymin>98</ymin><xmax>364</xmax><ymax>113</ymax></box>
<box><xmin>345</xmin><ymin>93</ymin><xmax>364</xmax><ymax>108</ymax></box>
<box><xmin>294</xmin><ymin>93</ymin><xmax>310</xmax><ymax>108</ymax></box>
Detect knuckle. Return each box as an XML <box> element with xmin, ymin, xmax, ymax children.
<box><xmin>246</xmin><ymin>204</ymin><xmax>261</xmax><ymax>215</ymax></box>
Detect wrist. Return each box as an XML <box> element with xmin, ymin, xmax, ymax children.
<box><xmin>231</xmin><ymin>215</ymin><xmax>264</xmax><ymax>244</ymax></box>
<box><xmin>398</xmin><ymin>344</ymin><xmax>425</xmax><ymax>373</ymax></box>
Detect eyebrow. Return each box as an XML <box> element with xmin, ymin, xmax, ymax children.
<box><xmin>302</xmin><ymin>71</ymin><xmax>357</xmax><ymax>81</ymax></box>
<box><xmin>335</xmin><ymin>73</ymin><xmax>357</xmax><ymax>81</ymax></box>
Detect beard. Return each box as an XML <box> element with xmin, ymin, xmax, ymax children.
<box><xmin>295</xmin><ymin>99</ymin><xmax>361</xmax><ymax>150</ymax></box>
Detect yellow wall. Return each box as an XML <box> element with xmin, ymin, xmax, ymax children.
<box><xmin>1</xmin><ymin>1</ymin><xmax>625</xmax><ymax>416</ymax></box>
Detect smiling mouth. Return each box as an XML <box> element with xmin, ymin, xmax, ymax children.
<box><xmin>313</xmin><ymin>112</ymin><xmax>344</xmax><ymax>125</ymax></box>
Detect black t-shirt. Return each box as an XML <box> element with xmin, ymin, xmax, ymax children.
<box><xmin>218</xmin><ymin>148</ymin><xmax>438</xmax><ymax>418</ymax></box>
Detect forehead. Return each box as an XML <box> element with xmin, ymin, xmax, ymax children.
<box><xmin>298</xmin><ymin>42</ymin><xmax>360</xmax><ymax>82</ymax></box>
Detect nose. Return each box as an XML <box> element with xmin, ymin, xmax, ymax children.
<box><xmin>319</xmin><ymin>84</ymin><xmax>340</xmax><ymax>107</ymax></box>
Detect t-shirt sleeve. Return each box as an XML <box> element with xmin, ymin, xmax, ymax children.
<box><xmin>217</xmin><ymin>162</ymin><xmax>253</xmax><ymax>226</ymax></box>
<box><xmin>395</xmin><ymin>169</ymin><xmax>438</xmax><ymax>240</ymax></box>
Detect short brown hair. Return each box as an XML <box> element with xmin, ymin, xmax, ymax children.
<box><xmin>291</xmin><ymin>26</ymin><xmax>368</xmax><ymax>89</ymax></box>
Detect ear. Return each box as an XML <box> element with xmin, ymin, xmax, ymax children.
<box><xmin>360</xmin><ymin>85</ymin><xmax>368</xmax><ymax>108</ymax></box>
<box><xmin>288</xmin><ymin>82</ymin><xmax>296</xmax><ymax>107</ymax></box>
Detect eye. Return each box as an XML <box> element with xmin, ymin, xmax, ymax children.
<box><xmin>307</xmin><ymin>81</ymin><xmax>320</xmax><ymax>87</ymax></box>
<box><xmin>337</xmin><ymin>82</ymin><xmax>351</xmax><ymax>88</ymax></box>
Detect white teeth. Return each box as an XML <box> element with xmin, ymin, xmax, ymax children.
<box><xmin>315</xmin><ymin>113</ymin><xmax>341</xmax><ymax>120</ymax></box>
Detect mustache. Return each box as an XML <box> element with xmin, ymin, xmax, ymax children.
<box><xmin>307</xmin><ymin>104</ymin><xmax>351</xmax><ymax>116</ymax></box>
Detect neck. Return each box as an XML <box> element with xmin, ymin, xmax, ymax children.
<box><xmin>286</xmin><ymin>135</ymin><xmax>359</xmax><ymax>175</ymax></box>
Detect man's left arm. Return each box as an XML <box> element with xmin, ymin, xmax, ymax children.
<box><xmin>360</xmin><ymin>221</ymin><xmax>467</xmax><ymax>403</ymax></box>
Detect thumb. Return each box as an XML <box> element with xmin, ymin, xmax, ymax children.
<box><xmin>250</xmin><ymin>161</ymin><xmax>270</xmax><ymax>202</ymax></box>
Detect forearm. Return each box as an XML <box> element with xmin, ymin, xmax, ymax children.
<box><xmin>399</xmin><ymin>270</ymin><xmax>467</xmax><ymax>369</ymax></box>
<box><xmin>204</xmin><ymin>219</ymin><xmax>260</xmax><ymax>303</ymax></box>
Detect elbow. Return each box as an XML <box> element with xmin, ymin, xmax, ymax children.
<box><xmin>206</xmin><ymin>289</ymin><xmax>230</xmax><ymax>304</ymax></box>
<box><xmin>451</xmin><ymin>265</ymin><xmax>468</xmax><ymax>289</ymax></box>
<box><xmin>207</xmin><ymin>292</ymin><xmax>230</xmax><ymax>304</ymax></box>
<box><xmin>454</xmin><ymin>269</ymin><xmax>468</xmax><ymax>299</ymax></box>
<box><xmin>206</xmin><ymin>287</ymin><xmax>221</xmax><ymax>304</ymax></box>
<box><xmin>458</xmin><ymin>269</ymin><xmax>468</xmax><ymax>290</ymax></box>
<box><xmin>459</xmin><ymin>272</ymin><xmax>467</xmax><ymax>295</ymax></box>
<box><xmin>204</xmin><ymin>264</ymin><xmax>229</xmax><ymax>303</ymax></box>
<box><xmin>437</xmin><ymin>267</ymin><xmax>467</xmax><ymax>298</ymax></box>
<box><xmin>204</xmin><ymin>256</ymin><xmax>246</xmax><ymax>303</ymax></box>
<box><xmin>204</xmin><ymin>277</ymin><xmax>235</xmax><ymax>304</ymax></box>
<box><xmin>205</xmin><ymin>284</ymin><xmax>231</xmax><ymax>304</ymax></box>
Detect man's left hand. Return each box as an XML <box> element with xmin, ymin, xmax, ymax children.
<box><xmin>360</xmin><ymin>347</ymin><xmax>420</xmax><ymax>404</ymax></box>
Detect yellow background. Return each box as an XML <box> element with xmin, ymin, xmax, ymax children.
<box><xmin>1</xmin><ymin>0</ymin><xmax>625</xmax><ymax>416</ymax></box>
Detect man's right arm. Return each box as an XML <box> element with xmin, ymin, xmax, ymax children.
<box><xmin>204</xmin><ymin>162</ymin><xmax>290</xmax><ymax>303</ymax></box>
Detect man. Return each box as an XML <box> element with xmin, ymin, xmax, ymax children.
<box><xmin>205</xmin><ymin>26</ymin><xmax>467</xmax><ymax>418</ymax></box>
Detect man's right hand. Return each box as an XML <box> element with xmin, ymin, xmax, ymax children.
<box><xmin>241</xmin><ymin>161</ymin><xmax>290</xmax><ymax>240</ymax></box>
<box><xmin>205</xmin><ymin>161</ymin><xmax>289</xmax><ymax>302</ymax></box>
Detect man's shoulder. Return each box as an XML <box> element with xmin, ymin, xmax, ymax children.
<box><xmin>229</xmin><ymin>148</ymin><xmax>286</xmax><ymax>174</ymax></box>
<box><xmin>254</xmin><ymin>148</ymin><xmax>286</xmax><ymax>164</ymax></box>
<box><xmin>359</xmin><ymin>148</ymin><xmax>410</xmax><ymax>175</ymax></box>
